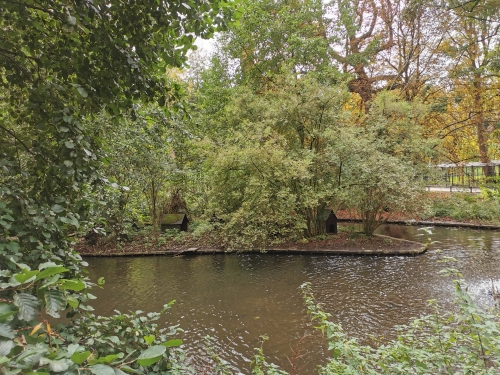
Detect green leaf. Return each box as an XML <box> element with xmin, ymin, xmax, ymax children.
<box><xmin>13</xmin><ymin>293</ymin><xmax>40</xmax><ymax>321</ymax></box>
<box><xmin>70</xmin><ymin>350</ymin><xmax>91</xmax><ymax>365</ymax></box>
<box><xmin>96</xmin><ymin>353</ymin><xmax>122</xmax><ymax>363</ymax></box>
<box><xmin>107</xmin><ymin>336</ymin><xmax>120</xmax><ymax>344</ymax></box>
<box><xmin>136</xmin><ymin>345</ymin><xmax>166</xmax><ymax>366</ymax></box>
<box><xmin>77</xmin><ymin>86</ymin><xmax>88</xmax><ymax>98</ymax></box>
<box><xmin>67</xmin><ymin>343</ymin><xmax>80</xmax><ymax>356</ymax></box>
<box><xmin>35</xmin><ymin>266</ymin><xmax>68</xmax><ymax>281</ymax></box>
<box><xmin>38</xmin><ymin>262</ymin><xmax>58</xmax><ymax>269</ymax></box>
<box><xmin>161</xmin><ymin>339</ymin><xmax>182</xmax><ymax>348</ymax></box>
<box><xmin>67</xmin><ymin>296</ymin><xmax>79</xmax><ymax>308</ymax></box>
<box><xmin>0</xmin><ymin>304</ymin><xmax>16</xmax><ymax>323</ymax></box>
<box><xmin>59</xmin><ymin>279</ymin><xmax>85</xmax><ymax>291</ymax></box>
<box><xmin>0</xmin><ymin>220</ymin><xmax>11</xmax><ymax>230</ymax></box>
<box><xmin>51</xmin><ymin>204</ymin><xmax>65</xmax><ymax>213</ymax></box>
<box><xmin>14</xmin><ymin>269</ymin><xmax>39</xmax><ymax>283</ymax></box>
<box><xmin>5</xmin><ymin>242</ymin><xmax>19</xmax><ymax>252</ymax></box>
<box><xmin>119</xmin><ymin>365</ymin><xmax>142</xmax><ymax>374</ymax></box>
<box><xmin>0</xmin><ymin>340</ymin><xmax>14</xmax><ymax>356</ymax></box>
<box><xmin>40</xmin><ymin>357</ymin><xmax>72</xmax><ymax>372</ymax></box>
<box><xmin>43</xmin><ymin>289</ymin><xmax>66</xmax><ymax>318</ymax></box>
<box><xmin>144</xmin><ymin>335</ymin><xmax>155</xmax><ymax>345</ymax></box>
<box><xmin>161</xmin><ymin>339</ymin><xmax>183</xmax><ymax>347</ymax></box>
<box><xmin>89</xmin><ymin>364</ymin><xmax>115</xmax><ymax>375</ymax></box>
<box><xmin>70</xmin><ymin>216</ymin><xmax>80</xmax><ymax>227</ymax></box>
<box><xmin>65</xmin><ymin>141</ymin><xmax>75</xmax><ymax>149</ymax></box>
<box><xmin>0</xmin><ymin>324</ymin><xmax>14</xmax><ymax>339</ymax></box>
<box><xmin>16</xmin><ymin>346</ymin><xmax>48</xmax><ymax>366</ymax></box>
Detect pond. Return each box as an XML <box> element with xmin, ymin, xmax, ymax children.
<box><xmin>84</xmin><ymin>224</ymin><xmax>500</xmax><ymax>373</ymax></box>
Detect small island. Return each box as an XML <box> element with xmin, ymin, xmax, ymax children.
<box><xmin>75</xmin><ymin>228</ymin><xmax>426</xmax><ymax>257</ymax></box>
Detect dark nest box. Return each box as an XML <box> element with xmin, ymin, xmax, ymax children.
<box><xmin>319</xmin><ymin>209</ymin><xmax>337</xmax><ymax>234</ymax></box>
<box><xmin>161</xmin><ymin>213</ymin><xmax>189</xmax><ymax>232</ymax></box>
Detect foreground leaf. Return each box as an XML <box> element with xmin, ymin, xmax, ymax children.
<box><xmin>0</xmin><ymin>340</ymin><xmax>14</xmax><ymax>356</ymax></box>
<box><xmin>13</xmin><ymin>293</ymin><xmax>40</xmax><ymax>321</ymax></box>
<box><xmin>70</xmin><ymin>350</ymin><xmax>91</xmax><ymax>365</ymax></box>
<box><xmin>43</xmin><ymin>289</ymin><xmax>67</xmax><ymax>318</ymax></box>
<box><xmin>59</xmin><ymin>279</ymin><xmax>85</xmax><ymax>291</ymax></box>
<box><xmin>0</xmin><ymin>323</ymin><xmax>15</xmax><ymax>339</ymax></box>
<box><xmin>136</xmin><ymin>345</ymin><xmax>166</xmax><ymax>366</ymax></box>
<box><xmin>35</xmin><ymin>266</ymin><xmax>68</xmax><ymax>281</ymax></box>
<box><xmin>162</xmin><ymin>339</ymin><xmax>183</xmax><ymax>347</ymax></box>
<box><xmin>90</xmin><ymin>364</ymin><xmax>115</xmax><ymax>375</ymax></box>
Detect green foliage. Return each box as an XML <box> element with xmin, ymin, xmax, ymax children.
<box><xmin>86</xmin><ymin>106</ymin><xmax>182</xmax><ymax>241</ymax></box>
<box><xmin>252</xmin><ymin>338</ymin><xmax>289</xmax><ymax>375</ymax></box>
<box><xmin>225</xmin><ymin>0</ymin><xmax>338</xmax><ymax>89</ymax></box>
<box><xmin>0</xmin><ymin>278</ymin><xmax>187</xmax><ymax>374</ymax></box>
<box><xmin>189</xmin><ymin>68</ymin><xmax>432</xmax><ymax>242</ymax></box>
<box><xmin>341</xmin><ymin>93</ymin><xmax>433</xmax><ymax>234</ymax></box>
<box><xmin>0</xmin><ymin>0</ymin><xmax>237</xmax><ymax>372</ymax></box>
<box><xmin>253</xmin><ymin>274</ymin><xmax>500</xmax><ymax>374</ymax></box>
<box><xmin>199</xmin><ymin>77</ymin><xmax>355</xmax><ymax>247</ymax></box>
<box><xmin>343</xmin><ymin>151</ymin><xmax>424</xmax><ymax>235</ymax></box>
<box><xmin>58</xmin><ymin>304</ymin><xmax>187</xmax><ymax>374</ymax></box>
<box><xmin>424</xmin><ymin>193</ymin><xmax>500</xmax><ymax>222</ymax></box>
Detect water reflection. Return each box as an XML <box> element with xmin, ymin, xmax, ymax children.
<box><xmin>84</xmin><ymin>225</ymin><xmax>500</xmax><ymax>373</ymax></box>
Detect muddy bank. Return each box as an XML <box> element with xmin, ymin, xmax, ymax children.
<box><xmin>75</xmin><ymin>232</ymin><xmax>426</xmax><ymax>257</ymax></box>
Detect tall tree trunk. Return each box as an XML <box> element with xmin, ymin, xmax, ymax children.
<box><xmin>348</xmin><ymin>65</ymin><xmax>373</xmax><ymax>112</ymax></box>
<box><xmin>472</xmin><ymin>75</ymin><xmax>492</xmax><ymax>176</ymax></box>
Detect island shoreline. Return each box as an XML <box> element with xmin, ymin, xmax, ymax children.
<box><xmin>76</xmin><ymin>232</ymin><xmax>427</xmax><ymax>257</ymax></box>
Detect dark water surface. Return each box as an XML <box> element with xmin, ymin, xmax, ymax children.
<box><xmin>84</xmin><ymin>225</ymin><xmax>500</xmax><ymax>373</ymax></box>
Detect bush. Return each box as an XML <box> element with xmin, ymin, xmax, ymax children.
<box><xmin>190</xmin><ymin>219</ymin><xmax>217</xmax><ymax>239</ymax></box>
<box><xmin>424</xmin><ymin>193</ymin><xmax>500</xmax><ymax>222</ymax></box>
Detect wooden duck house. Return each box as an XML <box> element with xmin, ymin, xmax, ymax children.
<box><xmin>319</xmin><ymin>209</ymin><xmax>337</xmax><ymax>234</ymax></box>
<box><xmin>161</xmin><ymin>213</ymin><xmax>189</xmax><ymax>232</ymax></box>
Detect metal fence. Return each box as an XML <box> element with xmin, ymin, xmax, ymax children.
<box><xmin>425</xmin><ymin>161</ymin><xmax>500</xmax><ymax>189</ymax></box>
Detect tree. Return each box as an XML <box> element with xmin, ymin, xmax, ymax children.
<box><xmin>224</xmin><ymin>0</ymin><xmax>336</xmax><ymax>91</ymax></box>
<box><xmin>89</xmin><ymin>106</ymin><xmax>181</xmax><ymax>242</ymax></box>
<box><xmin>437</xmin><ymin>1</ymin><xmax>500</xmax><ymax>167</ymax></box>
<box><xmin>0</xmin><ymin>0</ymin><xmax>237</xmax><ymax>372</ymax></box>
<box><xmin>326</xmin><ymin>0</ymin><xmax>397</xmax><ymax>108</ymax></box>
<box><xmin>381</xmin><ymin>0</ymin><xmax>448</xmax><ymax>101</ymax></box>
<box><xmin>199</xmin><ymin>76</ymin><xmax>354</xmax><ymax>246</ymax></box>
<box><xmin>337</xmin><ymin>92</ymin><xmax>431</xmax><ymax>234</ymax></box>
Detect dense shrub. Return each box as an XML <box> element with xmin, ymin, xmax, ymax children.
<box><xmin>424</xmin><ymin>193</ymin><xmax>500</xmax><ymax>222</ymax></box>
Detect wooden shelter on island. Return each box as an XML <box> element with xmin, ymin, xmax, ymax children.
<box><xmin>319</xmin><ymin>209</ymin><xmax>337</xmax><ymax>234</ymax></box>
<box><xmin>161</xmin><ymin>213</ymin><xmax>189</xmax><ymax>232</ymax></box>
